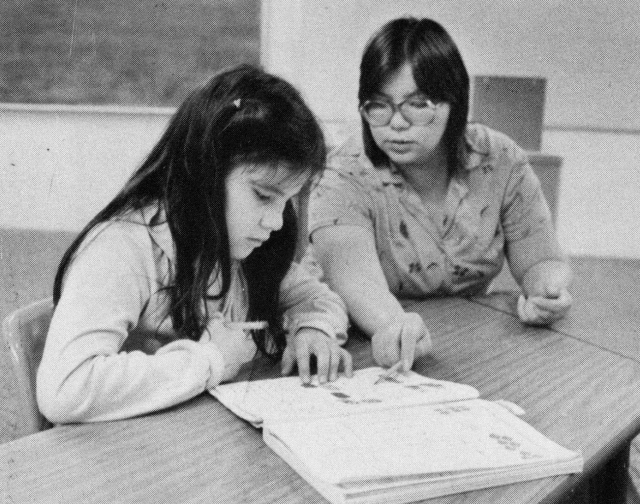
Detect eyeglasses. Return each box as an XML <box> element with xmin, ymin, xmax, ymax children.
<box><xmin>359</xmin><ymin>97</ymin><xmax>438</xmax><ymax>126</ymax></box>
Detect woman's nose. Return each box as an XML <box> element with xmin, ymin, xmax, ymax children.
<box><xmin>388</xmin><ymin>107</ymin><xmax>411</xmax><ymax>129</ymax></box>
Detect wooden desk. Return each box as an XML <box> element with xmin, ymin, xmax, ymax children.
<box><xmin>2</xmin><ymin>298</ymin><xmax>640</xmax><ymax>504</ymax></box>
<box><xmin>471</xmin><ymin>256</ymin><xmax>640</xmax><ymax>361</ymax></box>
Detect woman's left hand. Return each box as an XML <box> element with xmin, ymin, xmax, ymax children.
<box><xmin>517</xmin><ymin>286</ymin><xmax>572</xmax><ymax>326</ymax></box>
<box><xmin>281</xmin><ymin>328</ymin><xmax>353</xmax><ymax>384</ymax></box>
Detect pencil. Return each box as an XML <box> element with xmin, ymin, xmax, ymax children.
<box><xmin>224</xmin><ymin>321</ymin><xmax>268</xmax><ymax>330</ymax></box>
<box><xmin>374</xmin><ymin>360</ymin><xmax>404</xmax><ymax>385</ymax></box>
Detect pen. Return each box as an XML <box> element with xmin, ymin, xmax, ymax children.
<box><xmin>374</xmin><ymin>360</ymin><xmax>404</xmax><ymax>385</ymax></box>
<box><xmin>224</xmin><ymin>321</ymin><xmax>268</xmax><ymax>330</ymax></box>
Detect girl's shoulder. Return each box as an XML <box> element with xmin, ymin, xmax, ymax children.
<box><xmin>77</xmin><ymin>205</ymin><xmax>172</xmax><ymax>262</ymax></box>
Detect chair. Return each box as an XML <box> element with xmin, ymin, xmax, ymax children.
<box><xmin>2</xmin><ymin>297</ymin><xmax>54</xmax><ymax>437</ymax></box>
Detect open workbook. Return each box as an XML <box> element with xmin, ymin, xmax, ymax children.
<box><xmin>210</xmin><ymin>367</ymin><xmax>583</xmax><ymax>504</ymax></box>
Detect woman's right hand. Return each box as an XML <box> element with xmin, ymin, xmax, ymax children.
<box><xmin>371</xmin><ymin>312</ymin><xmax>432</xmax><ymax>371</ymax></box>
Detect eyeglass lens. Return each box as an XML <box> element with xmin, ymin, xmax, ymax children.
<box><xmin>361</xmin><ymin>99</ymin><xmax>436</xmax><ymax>126</ymax></box>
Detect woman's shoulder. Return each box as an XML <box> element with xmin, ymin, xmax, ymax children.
<box><xmin>464</xmin><ymin>123</ymin><xmax>528</xmax><ymax>173</ymax></box>
<box><xmin>465</xmin><ymin>123</ymin><xmax>524</xmax><ymax>154</ymax></box>
<box><xmin>327</xmin><ymin>126</ymin><xmax>366</xmax><ymax>167</ymax></box>
<box><xmin>323</xmin><ymin>126</ymin><xmax>388</xmax><ymax>190</ymax></box>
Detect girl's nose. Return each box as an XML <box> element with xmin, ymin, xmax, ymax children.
<box><xmin>260</xmin><ymin>207</ymin><xmax>284</xmax><ymax>231</ymax></box>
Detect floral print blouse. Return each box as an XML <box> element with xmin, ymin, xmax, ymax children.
<box><xmin>307</xmin><ymin>123</ymin><xmax>563</xmax><ymax>297</ymax></box>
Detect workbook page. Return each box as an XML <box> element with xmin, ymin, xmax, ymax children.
<box><xmin>264</xmin><ymin>398</ymin><xmax>583</xmax><ymax>485</ymax></box>
<box><xmin>210</xmin><ymin>367</ymin><xmax>479</xmax><ymax>426</ymax></box>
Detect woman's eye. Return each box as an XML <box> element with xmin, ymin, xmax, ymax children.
<box><xmin>367</xmin><ymin>101</ymin><xmax>388</xmax><ymax>111</ymax></box>
<box><xmin>253</xmin><ymin>189</ymin><xmax>272</xmax><ymax>202</ymax></box>
<box><xmin>408</xmin><ymin>99</ymin><xmax>431</xmax><ymax>109</ymax></box>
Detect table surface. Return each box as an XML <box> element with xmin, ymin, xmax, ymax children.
<box><xmin>2</xmin><ymin>259</ymin><xmax>640</xmax><ymax>504</ymax></box>
<box><xmin>472</xmin><ymin>256</ymin><xmax>640</xmax><ymax>361</ymax></box>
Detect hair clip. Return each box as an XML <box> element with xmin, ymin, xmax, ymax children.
<box><xmin>233</xmin><ymin>98</ymin><xmax>242</xmax><ymax>109</ymax></box>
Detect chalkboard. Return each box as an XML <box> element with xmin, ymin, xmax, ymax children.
<box><xmin>0</xmin><ymin>0</ymin><xmax>260</xmax><ymax>106</ymax></box>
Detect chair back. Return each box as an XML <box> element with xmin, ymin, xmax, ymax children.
<box><xmin>472</xmin><ymin>75</ymin><xmax>546</xmax><ymax>151</ymax></box>
<box><xmin>528</xmin><ymin>152</ymin><xmax>562</xmax><ymax>225</ymax></box>
<box><xmin>2</xmin><ymin>297</ymin><xmax>54</xmax><ymax>437</ymax></box>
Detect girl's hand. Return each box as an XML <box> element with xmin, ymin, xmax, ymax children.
<box><xmin>281</xmin><ymin>328</ymin><xmax>353</xmax><ymax>384</ymax></box>
<box><xmin>517</xmin><ymin>286</ymin><xmax>572</xmax><ymax>326</ymax></box>
<box><xmin>371</xmin><ymin>312</ymin><xmax>432</xmax><ymax>371</ymax></box>
<box><xmin>201</xmin><ymin>319</ymin><xmax>253</xmax><ymax>382</ymax></box>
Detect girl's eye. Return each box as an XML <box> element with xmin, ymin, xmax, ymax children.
<box><xmin>253</xmin><ymin>189</ymin><xmax>272</xmax><ymax>202</ymax></box>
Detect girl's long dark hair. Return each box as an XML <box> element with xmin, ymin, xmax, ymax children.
<box><xmin>53</xmin><ymin>64</ymin><xmax>326</xmax><ymax>360</ymax></box>
<box><xmin>359</xmin><ymin>17</ymin><xmax>470</xmax><ymax>178</ymax></box>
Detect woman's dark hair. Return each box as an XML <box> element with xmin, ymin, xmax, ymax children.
<box><xmin>53</xmin><ymin>64</ymin><xmax>326</xmax><ymax>360</ymax></box>
<box><xmin>359</xmin><ymin>17</ymin><xmax>469</xmax><ymax>177</ymax></box>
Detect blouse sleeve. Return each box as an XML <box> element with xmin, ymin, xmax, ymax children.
<box><xmin>278</xmin><ymin>262</ymin><xmax>349</xmax><ymax>344</ymax></box>
<box><xmin>36</xmin><ymin>223</ymin><xmax>225</xmax><ymax>424</ymax></box>
<box><xmin>307</xmin><ymin>158</ymin><xmax>376</xmax><ymax>236</ymax></box>
<box><xmin>501</xmin><ymin>148</ymin><xmax>564</xmax><ymax>272</ymax></box>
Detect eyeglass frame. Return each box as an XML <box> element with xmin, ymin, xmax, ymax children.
<box><xmin>359</xmin><ymin>96</ymin><xmax>439</xmax><ymax>126</ymax></box>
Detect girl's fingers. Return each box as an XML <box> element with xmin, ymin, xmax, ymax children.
<box><xmin>339</xmin><ymin>348</ymin><xmax>354</xmax><ymax>378</ymax></box>
<box><xmin>314</xmin><ymin>344</ymin><xmax>330</xmax><ymax>384</ymax></box>
<box><xmin>313</xmin><ymin>343</ymin><xmax>352</xmax><ymax>382</ymax></box>
<box><xmin>295</xmin><ymin>338</ymin><xmax>311</xmax><ymax>384</ymax></box>
<box><xmin>281</xmin><ymin>347</ymin><xmax>295</xmax><ymax>375</ymax></box>
<box><xmin>293</xmin><ymin>332</ymin><xmax>354</xmax><ymax>383</ymax></box>
<box><xmin>328</xmin><ymin>344</ymin><xmax>340</xmax><ymax>381</ymax></box>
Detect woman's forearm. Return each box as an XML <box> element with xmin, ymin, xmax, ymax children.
<box><xmin>328</xmin><ymin>275</ymin><xmax>407</xmax><ymax>337</ymax></box>
<box><xmin>310</xmin><ymin>226</ymin><xmax>406</xmax><ymax>338</ymax></box>
<box><xmin>521</xmin><ymin>259</ymin><xmax>573</xmax><ymax>297</ymax></box>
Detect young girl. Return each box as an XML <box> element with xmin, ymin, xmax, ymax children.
<box><xmin>37</xmin><ymin>64</ymin><xmax>352</xmax><ymax>424</ymax></box>
<box><xmin>306</xmin><ymin>17</ymin><xmax>572</xmax><ymax>371</ymax></box>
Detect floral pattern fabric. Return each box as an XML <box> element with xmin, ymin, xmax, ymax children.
<box><xmin>307</xmin><ymin>123</ymin><xmax>563</xmax><ymax>297</ymax></box>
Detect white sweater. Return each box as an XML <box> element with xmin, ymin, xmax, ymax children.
<box><xmin>37</xmin><ymin>206</ymin><xmax>348</xmax><ymax>423</ymax></box>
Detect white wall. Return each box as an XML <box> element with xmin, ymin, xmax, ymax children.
<box><xmin>1</xmin><ymin>0</ymin><xmax>639</xmax><ymax>258</ymax></box>
<box><xmin>0</xmin><ymin>104</ymin><xmax>170</xmax><ymax>231</ymax></box>
<box><xmin>262</xmin><ymin>0</ymin><xmax>640</xmax><ymax>132</ymax></box>
<box><xmin>1</xmin><ymin>106</ymin><xmax>638</xmax><ymax>258</ymax></box>
<box><xmin>543</xmin><ymin>129</ymin><xmax>640</xmax><ymax>258</ymax></box>
<box><xmin>261</xmin><ymin>0</ymin><xmax>640</xmax><ymax>258</ymax></box>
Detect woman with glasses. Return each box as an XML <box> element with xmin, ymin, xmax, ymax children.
<box><xmin>305</xmin><ymin>17</ymin><xmax>573</xmax><ymax>371</ymax></box>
